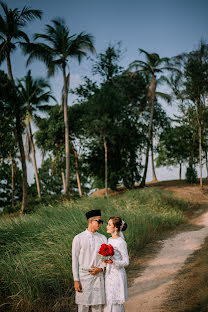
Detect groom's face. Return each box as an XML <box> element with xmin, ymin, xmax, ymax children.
<box><xmin>90</xmin><ymin>216</ymin><xmax>103</xmax><ymax>231</ymax></box>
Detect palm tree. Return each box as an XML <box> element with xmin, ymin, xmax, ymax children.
<box><xmin>17</xmin><ymin>70</ymin><xmax>55</xmax><ymax>198</ymax></box>
<box><xmin>0</xmin><ymin>1</ymin><xmax>42</xmax><ymax>212</ymax></box>
<box><xmin>22</xmin><ymin>17</ymin><xmax>95</xmax><ymax>195</ymax></box>
<box><xmin>128</xmin><ymin>49</ymin><xmax>179</xmax><ymax>186</ymax></box>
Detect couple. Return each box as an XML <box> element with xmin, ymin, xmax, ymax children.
<box><xmin>72</xmin><ymin>209</ymin><xmax>129</xmax><ymax>312</ymax></box>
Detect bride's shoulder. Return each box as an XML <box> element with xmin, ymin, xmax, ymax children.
<box><xmin>117</xmin><ymin>237</ymin><xmax>127</xmax><ymax>247</ymax></box>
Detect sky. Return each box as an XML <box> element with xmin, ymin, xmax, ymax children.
<box><xmin>2</xmin><ymin>0</ymin><xmax>208</xmax><ymax>184</ymax></box>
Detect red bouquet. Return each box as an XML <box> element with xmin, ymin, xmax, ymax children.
<box><xmin>98</xmin><ymin>243</ymin><xmax>114</xmax><ymax>261</ymax></box>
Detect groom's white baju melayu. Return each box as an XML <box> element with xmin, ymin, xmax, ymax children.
<box><xmin>104</xmin><ymin>234</ymin><xmax>129</xmax><ymax>312</ymax></box>
<box><xmin>72</xmin><ymin>229</ymin><xmax>107</xmax><ymax>312</ymax></box>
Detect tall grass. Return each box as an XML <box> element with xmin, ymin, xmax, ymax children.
<box><xmin>0</xmin><ymin>188</ymin><xmax>193</xmax><ymax>312</ymax></box>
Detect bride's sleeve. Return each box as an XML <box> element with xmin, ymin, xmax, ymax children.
<box><xmin>113</xmin><ymin>241</ymin><xmax>129</xmax><ymax>268</ymax></box>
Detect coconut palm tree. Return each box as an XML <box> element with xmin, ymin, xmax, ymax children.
<box><xmin>22</xmin><ymin>17</ymin><xmax>95</xmax><ymax>195</ymax></box>
<box><xmin>17</xmin><ymin>70</ymin><xmax>56</xmax><ymax>198</ymax></box>
<box><xmin>128</xmin><ymin>49</ymin><xmax>179</xmax><ymax>186</ymax></box>
<box><xmin>0</xmin><ymin>1</ymin><xmax>42</xmax><ymax>212</ymax></box>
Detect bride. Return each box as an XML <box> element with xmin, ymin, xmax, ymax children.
<box><xmin>104</xmin><ymin>216</ymin><xmax>129</xmax><ymax>312</ymax></box>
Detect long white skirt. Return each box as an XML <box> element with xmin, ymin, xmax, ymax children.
<box><xmin>78</xmin><ymin>304</ymin><xmax>102</xmax><ymax>312</ymax></box>
<box><xmin>104</xmin><ymin>303</ymin><xmax>125</xmax><ymax>312</ymax></box>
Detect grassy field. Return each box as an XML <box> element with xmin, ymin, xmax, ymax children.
<box><xmin>0</xmin><ymin>188</ymin><xmax>194</xmax><ymax>312</ymax></box>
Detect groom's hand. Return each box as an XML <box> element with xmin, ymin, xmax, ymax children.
<box><xmin>88</xmin><ymin>266</ymin><xmax>102</xmax><ymax>275</ymax></box>
<box><xmin>74</xmin><ymin>281</ymin><xmax>82</xmax><ymax>292</ymax></box>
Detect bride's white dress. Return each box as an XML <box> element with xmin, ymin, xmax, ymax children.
<box><xmin>104</xmin><ymin>236</ymin><xmax>129</xmax><ymax>312</ymax></box>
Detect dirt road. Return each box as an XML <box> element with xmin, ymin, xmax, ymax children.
<box><xmin>125</xmin><ymin>183</ymin><xmax>208</xmax><ymax>312</ymax></box>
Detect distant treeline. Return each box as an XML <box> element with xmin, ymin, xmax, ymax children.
<box><xmin>1</xmin><ymin>1</ymin><xmax>208</xmax><ymax>212</ymax></box>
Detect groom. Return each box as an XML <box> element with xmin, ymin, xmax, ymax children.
<box><xmin>72</xmin><ymin>209</ymin><xmax>107</xmax><ymax>312</ymax></box>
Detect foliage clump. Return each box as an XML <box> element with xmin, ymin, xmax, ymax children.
<box><xmin>185</xmin><ymin>166</ymin><xmax>198</xmax><ymax>184</ymax></box>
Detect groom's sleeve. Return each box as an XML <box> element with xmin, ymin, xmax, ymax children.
<box><xmin>72</xmin><ymin>235</ymin><xmax>80</xmax><ymax>281</ymax></box>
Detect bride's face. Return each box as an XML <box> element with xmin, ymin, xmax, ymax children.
<box><xmin>107</xmin><ymin>219</ymin><xmax>116</xmax><ymax>234</ymax></box>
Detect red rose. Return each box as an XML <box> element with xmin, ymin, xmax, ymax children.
<box><xmin>98</xmin><ymin>243</ymin><xmax>114</xmax><ymax>257</ymax></box>
<box><xmin>108</xmin><ymin>244</ymin><xmax>114</xmax><ymax>256</ymax></box>
<box><xmin>98</xmin><ymin>244</ymin><xmax>109</xmax><ymax>256</ymax></box>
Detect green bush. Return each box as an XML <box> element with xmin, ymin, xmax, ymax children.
<box><xmin>185</xmin><ymin>166</ymin><xmax>198</xmax><ymax>184</ymax></box>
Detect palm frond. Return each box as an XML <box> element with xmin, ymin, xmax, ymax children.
<box><xmin>47</xmin><ymin>60</ymin><xmax>61</xmax><ymax>77</ymax></box>
<box><xmin>0</xmin><ymin>14</ymin><xmax>6</xmax><ymax>32</ymax></box>
<box><xmin>15</xmin><ymin>30</ymin><xmax>30</xmax><ymax>42</ymax></box>
<box><xmin>139</xmin><ymin>48</ymin><xmax>152</xmax><ymax>58</ymax></box>
<box><xmin>21</xmin><ymin>42</ymin><xmax>53</xmax><ymax>67</ymax></box>
<box><xmin>76</xmin><ymin>31</ymin><xmax>95</xmax><ymax>53</ymax></box>
<box><xmin>0</xmin><ymin>40</ymin><xmax>7</xmax><ymax>63</ymax></box>
<box><xmin>75</xmin><ymin>50</ymin><xmax>87</xmax><ymax>64</ymax></box>
<box><xmin>128</xmin><ymin>60</ymin><xmax>151</xmax><ymax>72</ymax></box>
<box><xmin>156</xmin><ymin>91</ymin><xmax>172</xmax><ymax>103</ymax></box>
<box><xmin>157</xmin><ymin>75</ymin><xmax>170</xmax><ymax>86</ymax></box>
<box><xmin>21</xmin><ymin>17</ymin><xmax>95</xmax><ymax>79</ymax></box>
<box><xmin>17</xmin><ymin>69</ymin><xmax>55</xmax><ymax>124</ymax></box>
<box><xmin>17</xmin><ymin>6</ymin><xmax>42</xmax><ymax>26</ymax></box>
<box><xmin>51</xmin><ymin>17</ymin><xmax>65</xmax><ymax>28</ymax></box>
<box><xmin>33</xmin><ymin>32</ymin><xmax>57</xmax><ymax>46</ymax></box>
<box><xmin>68</xmin><ymin>32</ymin><xmax>95</xmax><ymax>61</ymax></box>
<box><xmin>0</xmin><ymin>2</ymin><xmax>9</xmax><ymax>15</ymax></box>
<box><xmin>158</xmin><ymin>57</ymin><xmax>169</xmax><ymax>64</ymax></box>
<box><xmin>159</xmin><ymin>66</ymin><xmax>182</xmax><ymax>74</ymax></box>
<box><xmin>36</xmin><ymin>103</ymin><xmax>51</xmax><ymax>112</ymax></box>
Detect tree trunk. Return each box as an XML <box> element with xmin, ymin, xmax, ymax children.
<box><xmin>104</xmin><ymin>137</ymin><xmax>108</xmax><ymax>196</ymax></box>
<box><xmin>7</xmin><ymin>52</ymin><xmax>27</xmax><ymax>213</ymax></box>
<box><xmin>11</xmin><ymin>158</ymin><xmax>14</xmax><ymax>209</ymax></box>
<box><xmin>28</xmin><ymin>122</ymin><xmax>41</xmax><ymax>198</ymax></box>
<box><xmin>196</xmin><ymin>103</ymin><xmax>203</xmax><ymax>189</ymax></box>
<box><xmin>7</xmin><ymin>51</ymin><xmax>14</xmax><ymax>81</ymax></box>
<box><xmin>41</xmin><ymin>150</ymin><xmax>46</xmax><ymax>166</ymax></box>
<box><xmin>75</xmin><ymin>156</ymin><xmax>82</xmax><ymax>197</ymax></box>
<box><xmin>205</xmin><ymin>152</ymin><xmax>208</xmax><ymax>178</ymax></box>
<box><xmin>140</xmin><ymin>74</ymin><xmax>156</xmax><ymax>187</ymax></box>
<box><xmin>63</xmin><ymin>66</ymin><xmax>70</xmax><ymax>195</ymax></box>
<box><xmin>179</xmin><ymin>162</ymin><xmax>182</xmax><ymax>180</ymax></box>
<box><xmin>72</xmin><ymin>146</ymin><xmax>82</xmax><ymax>197</ymax></box>
<box><xmin>199</xmin><ymin>124</ymin><xmax>203</xmax><ymax>189</ymax></box>
<box><xmin>190</xmin><ymin>132</ymin><xmax>196</xmax><ymax>170</ymax></box>
<box><xmin>16</xmin><ymin>116</ymin><xmax>27</xmax><ymax>214</ymax></box>
<box><xmin>61</xmin><ymin>168</ymin><xmax>66</xmax><ymax>193</ymax></box>
<box><xmin>151</xmin><ymin>138</ymin><xmax>158</xmax><ymax>182</ymax></box>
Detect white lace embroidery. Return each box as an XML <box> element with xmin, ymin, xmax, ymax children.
<box><xmin>105</xmin><ymin>237</ymin><xmax>129</xmax><ymax>304</ymax></box>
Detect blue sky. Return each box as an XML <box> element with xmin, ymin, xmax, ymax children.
<box><xmin>3</xmin><ymin>0</ymin><xmax>208</xmax><ymax>101</ymax></box>
<box><xmin>2</xmin><ymin>0</ymin><xmax>208</xmax><ymax>183</ymax></box>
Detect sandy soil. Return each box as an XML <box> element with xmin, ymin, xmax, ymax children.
<box><xmin>124</xmin><ymin>181</ymin><xmax>208</xmax><ymax>312</ymax></box>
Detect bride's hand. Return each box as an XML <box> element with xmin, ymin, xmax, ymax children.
<box><xmin>104</xmin><ymin>259</ymin><xmax>113</xmax><ymax>264</ymax></box>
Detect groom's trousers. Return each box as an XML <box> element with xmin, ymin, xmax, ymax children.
<box><xmin>78</xmin><ymin>304</ymin><xmax>102</xmax><ymax>312</ymax></box>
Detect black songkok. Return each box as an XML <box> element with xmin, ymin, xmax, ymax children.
<box><xmin>86</xmin><ymin>209</ymin><xmax>101</xmax><ymax>219</ymax></box>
